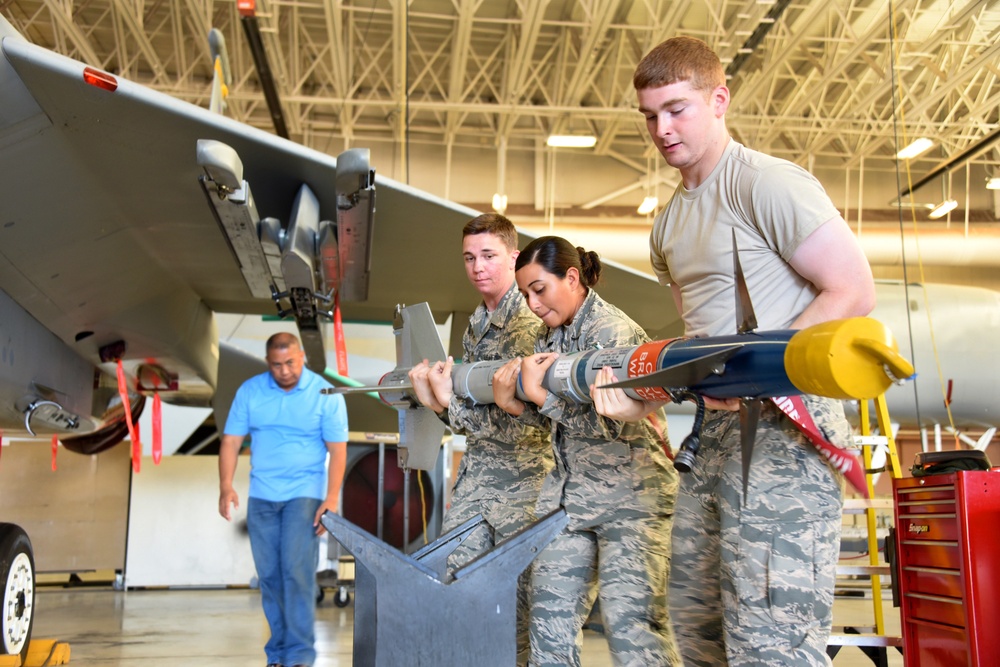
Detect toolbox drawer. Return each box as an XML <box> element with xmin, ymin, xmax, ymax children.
<box><xmin>901</xmin><ymin>565</ymin><xmax>963</xmax><ymax>599</ymax></box>
<box><xmin>896</xmin><ymin>498</ymin><xmax>956</xmax><ymax>514</ymax></box>
<box><xmin>898</xmin><ymin>539</ymin><xmax>961</xmax><ymax>570</ymax></box>
<box><xmin>904</xmin><ymin>592</ymin><xmax>966</xmax><ymax>628</ymax></box>
<box><xmin>896</xmin><ymin>513</ymin><xmax>959</xmax><ymax>542</ymax></box>
<box><xmin>905</xmin><ymin>620</ymin><xmax>970</xmax><ymax>667</ymax></box>
<box><xmin>895</xmin><ymin>483</ymin><xmax>956</xmax><ymax>504</ymax></box>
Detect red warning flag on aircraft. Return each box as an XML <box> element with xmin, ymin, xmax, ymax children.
<box><xmin>116</xmin><ymin>360</ymin><xmax>141</xmax><ymax>473</ymax></box>
<box><xmin>152</xmin><ymin>393</ymin><xmax>163</xmax><ymax>465</ymax></box>
<box><xmin>334</xmin><ymin>293</ymin><xmax>349</xmax><ymax>376</ymax></box>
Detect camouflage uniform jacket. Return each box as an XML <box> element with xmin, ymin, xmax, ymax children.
<box><xmin>444</xmin><ymin>282</ymin><xmax>553</xmax><ymax>503</ymax></box>
<box><xmin>524</xmin><ymin>289</ymin><xmax>678</xmax><ymax>529</ymax></box>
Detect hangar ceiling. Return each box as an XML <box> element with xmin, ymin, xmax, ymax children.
<box><xmin>4</xmin><ymin>0</ymin><xmax>1000</xmax><ymax>287</ymax></box>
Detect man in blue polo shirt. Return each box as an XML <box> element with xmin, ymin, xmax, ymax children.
<box><xmin>218</xmin><ymin>332</ymin><xmax>348</xmax><ymax>667</ymax></box>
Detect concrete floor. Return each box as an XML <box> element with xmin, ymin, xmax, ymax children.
<box><xmin>31</xmin><ymin>587</ymin><xmax>902</xmax><ymax>666</ymax></box>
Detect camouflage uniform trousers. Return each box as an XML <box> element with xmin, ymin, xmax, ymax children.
<box><xmin>442</xmin><ymin>448</ymin><xmax>548</xmax><ymax>667</ymax></box>
<box><xmin>669</xmin><ymin>397</ymin><xmax>848</xmax><ymax>666</ymax></box>
<box><xmin>529</xmin><ymin>513</ymin><xmax>680</xmax><ymax>667</ymax></box>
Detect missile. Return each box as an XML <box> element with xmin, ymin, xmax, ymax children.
<box><xmin>327</xmin><ymin>302</ymin><xmax>913</xmax><ymax>484</ymax></box>
<box><xmin>337</xmin><ymin>310</ymin><xmax>911</xmax><ymax>410</ymax></box>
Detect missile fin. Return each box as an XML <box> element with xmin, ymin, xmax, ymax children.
<box><xmin>733</xmin><ymin>231</ymin><xmax>758</xmax><ymax>334</ymax></box>
<box><xmin>322</xmin><ymin>383</ymin><xmax>410</xmax><ymax>395</ymax></box>
<box><xmin>398</xmin><ymin>406</ymin><xmax>446</xmax><ymax>471</ymax></box>
<box><xmin>395</xmin><ymin>302</ymin><xmax>448</xmax><ymax>368</ymax></box>
<box><xmin>600</xmin><ymin>345</ymin><xmax>742</xmax><ymax>391</ymax></box>
<box><xmin>739</xmin><ymin>399</ymin><xmax>761</xmax><ymax>502</ymax></box>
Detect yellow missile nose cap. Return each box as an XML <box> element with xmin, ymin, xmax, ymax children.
<box><xmin>785</xmin><ymin>317</ymin><xmax>915</xmax><ymax>400</ymax></box>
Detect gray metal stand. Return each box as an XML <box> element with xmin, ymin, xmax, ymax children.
<box><xmin>321</xmin><ymin>509</ymin><xmax>568</xmax><ymax>667</ymax></box>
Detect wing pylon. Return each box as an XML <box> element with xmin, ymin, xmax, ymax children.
<box><xmin>197</xmin><ymin>139</ymin><xmax>375</xmax><ymax>373</ymax></box>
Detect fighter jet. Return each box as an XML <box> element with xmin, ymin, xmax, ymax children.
<box><xmin>0</xmin><ymin>14</ymin><xmax>678</xmax><ymax>450</ymax></box>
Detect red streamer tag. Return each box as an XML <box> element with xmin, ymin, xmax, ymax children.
<box><xmin>152</xmin><ymin>393</ymin><xmax>162</xmax><ymax>465</ymax></box>
<box><xmin>0</xmin><ymin>428</ymin><xmax>4</xmax><ymax>463</ymax></box>
<box><xmin>116</xmin><ymin>360</ymin><xmax>141</xmax><ymax>473</ymax></box>
<box><xmin>51</xmin><ymin>434</ymin><xmax>58</xmax><ymax>471</ymax></box>
<box><xmin>772</xmin><ymin>396</ymin><xmax>869</xmax><ymax>498</ymax></box>
<box><xmin>646</xmin><ymin>412</ymin><xmax>673</xmax><ymax>461</ymax></box>
<box><xmin>334</xmin><ymin>292</ymin><xmax>349</xmax><ymax>376</ymax></box>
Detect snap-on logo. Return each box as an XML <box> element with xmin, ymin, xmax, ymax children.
<box><xmin>908</xmin><ymin>523</ymin><xmax>930</xmax><ymax>534</ymax></box>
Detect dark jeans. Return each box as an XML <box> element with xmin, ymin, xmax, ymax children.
<box><xmin>247</xmin><ymin>496</ymin><xmax>321</xmax><ymax>666</ymax></box>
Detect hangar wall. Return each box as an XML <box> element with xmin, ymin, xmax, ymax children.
<box><xmin>124</xmin><ymin>454</ymin><xmax>256</xmax><ymax>588</ymax></box>
<box><xmin>0</xmin><ymin>439</ymin><xmax>129</xmax><ymax>573</ymax></box>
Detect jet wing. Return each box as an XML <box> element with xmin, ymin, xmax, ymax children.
<box><xmin>0</xmin><ymin>19</ymin><xmax>681</xmax><ymax>411</ymax></box>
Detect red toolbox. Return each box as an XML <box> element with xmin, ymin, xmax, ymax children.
<box><xmin>893</xmin><ymin>470</ymin><xmax>1000</xmax><ymax>666</ymax></box>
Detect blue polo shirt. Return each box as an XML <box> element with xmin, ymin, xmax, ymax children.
<box><xmin>224</xmin><ymin>367</ymin><xmax>349</xmax><ymax>502</ymax></box>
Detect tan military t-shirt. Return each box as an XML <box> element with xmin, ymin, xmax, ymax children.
<box><xmin>650</xmin><ymin>139</ymin><xmax>840</xmax><ymax>337</ymax></box>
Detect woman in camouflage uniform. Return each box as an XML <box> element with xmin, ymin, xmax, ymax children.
<box><xmin>492</xmin><ymin>235</ymin><xmax>681</xmax><ymax>667</ymax></box>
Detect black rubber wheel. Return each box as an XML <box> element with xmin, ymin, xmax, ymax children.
<box><xmin>315</xmin><ymin>586</ymin><xmax>325</xmax><ymax>605</ymax></box>
<box><xmin>0</xmin><ymin>523</ymin><xmax>34</xmax><ymax>665</ymax></box>
<box><xmin>334</xmin><ymin>586</ymin><xmax>351</xmax><ymax>608</ymax></box>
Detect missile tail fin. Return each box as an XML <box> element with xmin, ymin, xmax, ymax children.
<box><xmin>390</xmin><ymin>302</ymin><xmax>449</xmax><ymax>471</ymax></box>
<box><xmin>733</xmin><ymin>231</ymin><xmax>758</xmax><ymax>334</ymax></box>
<box><xmin>321</xmin><ymin>384</ymin><xmax>409</xmax><ymax>395</ymax></box>
<box><xmin>394</xmin><ymin>303</ymin><xmax>448</xmax><ymax>369</ymax></box>
<box><xmin>397</xmin><ymin>406</ymin><xmax>446</xmax><ymax>471</ymax></box>
<box><xmin>739</xmin><ymin>399</ymin><xmax>761</xmax><ymax>502</ymax></box>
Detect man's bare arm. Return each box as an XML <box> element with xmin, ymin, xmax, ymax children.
<box><xmin>314</xmin><ymin>441</ymin><xmax>348</xmax><ymax>534</ymax></box>
<box><xmin>218</xmin><ymin>434</ymin><xmax>244</xmax><ymax>520</ymax></box>
<box><xmin>788</xmin><ymin>217</ymin><xmax>876</xmax><ymax>329</ymax></box>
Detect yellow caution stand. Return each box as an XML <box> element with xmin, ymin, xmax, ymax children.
<box><xmin>828</xmin><ymin>394</ymin><xmax>904</xmax><ymax>663</ymax></box>
<box><xmin>0</xmin><ymin>639</ymin><xmax>71</xmax><ymax>666</ymax></box>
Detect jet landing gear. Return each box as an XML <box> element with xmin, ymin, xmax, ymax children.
<box><xmin>0</xmin><ymin>523</ymin><xmax>34</xmax><ymax>666</ymax></box>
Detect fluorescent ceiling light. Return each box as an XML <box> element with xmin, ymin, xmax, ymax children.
<box><xmin>546</xmin><ymin>135</ymin><xmax>597</xmax><ymax>148</ymax></box>
<box><xmin>491</xmin><ymin>193</ymin><xmax>508</xmax><ymax>213</ymax></box>
<box><xmin>928</xmin><ymin>199</ymin><xmax>957</xmax><ymax>219</ymax></box>
<box><xmin>986</xmin><ymin>177</ymin><xmax>1000</xmax><ymax>190</ymax></box>
<box><xmin>896</xmin><ymin>137</ymin><xmax>934</xmax><ymax>160</ymax></box>
<box><xmin>637</xmin><ymin>196</ymin><xmax>659</xmax><ymax>215</ymax></box>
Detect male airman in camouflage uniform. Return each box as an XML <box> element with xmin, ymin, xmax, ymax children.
<box><xmin>595</xmin><ymin>37</ymin><xmax>876</xmax><ymax>665</ymax></box>
<box><xmin>409</xmin><ymin>213</ymin><xmax>552</xmax><ymax>666</ymax></box>
<box><xmin>667</xmin><ymin>394</ymin><xmax>851</xmax><ymax>666</ymax></box>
